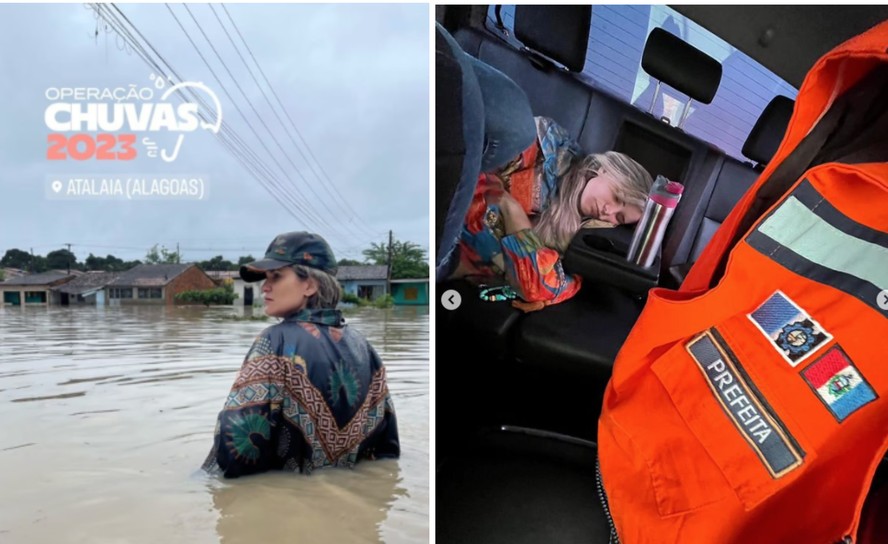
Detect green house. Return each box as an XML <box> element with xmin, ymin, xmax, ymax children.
<box><xmin>390</xmin><ymin>278</ymin><xmax>429</xmax><ymax>306</ymax></box>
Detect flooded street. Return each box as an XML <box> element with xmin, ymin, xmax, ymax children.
<box><xmin>0</xmin><ymin>304</ymin><xmax>428</xmax><ymax>544</ymax></box>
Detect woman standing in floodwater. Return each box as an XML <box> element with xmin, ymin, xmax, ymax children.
<box><xmin>202</xmin><ymin>232</ymin><xmax>399</xmax><ymax>478</ymax></box>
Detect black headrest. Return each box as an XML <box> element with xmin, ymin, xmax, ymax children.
<box><xmin>514</xmin><ymin>6</ymin><xmax>591</xmax><ymax>72</ymax></box>
<box><xmin>641</xmin><ymin>28</ymin><xmax>722</xmax><ymax>104</ymax></box>
<box><xmin>742</xmin><ymin>95</ymin><xmax>795</xmax><ymax>166</ymax></box>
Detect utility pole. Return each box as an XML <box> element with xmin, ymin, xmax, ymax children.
<box><xmin>30</xmin><ymin>247</ymin><xmax>34</xmax><ymax>273</ymax></box>
<box><xmin>176</xmin><ymin>242</ymin><xmax>180</xmax><ymax>264</ymax></box>
<box><xmin>386</xmin><ymin>230</ymin><xmax>393</xmax><ymax>296</ymax></box>
<box><xmin>65</xmin><ymin>243</ymin><xmax>72</xmax><ymax>274</ymax></box>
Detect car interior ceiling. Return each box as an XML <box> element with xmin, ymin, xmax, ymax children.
<box><xmin>436</xmin><ymin>6</ymin><xmax>887</xmax><ymax>543</ymax></box>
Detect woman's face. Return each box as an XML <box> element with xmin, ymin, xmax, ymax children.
<box><xmin>260</xmin><ymin>267</ymin><xmax>317</xmax><ymax>318</ymax></box>
<box><xmin>579</xmin><ymin>171</ymin><xmax>643</xmax><ymax>225</ymax></box>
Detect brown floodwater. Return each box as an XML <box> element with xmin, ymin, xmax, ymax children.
<box><xmin>0</xmin><ymin>304</ymin><xmax>428</xmax><ymax>543</ymax></box>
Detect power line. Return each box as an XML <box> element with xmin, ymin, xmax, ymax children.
<box><xmin>93</xmin><ymin>4</ymin><xmax>377</xmax><ymax>248</ymax></box>
<box><xmin>93</xmin><ymin>4</ymin><xmax>310</xmax><ymax>226</ymax></box>
<box><xmin>222</xmin><ymin>4</ymin><xmax>378</xmax><ymax>234</ymax></box>
<box><xmin>181</xmin><ymin>4</ymin><xmax>366</xmax><ymax>242</ymax></box>
<box><xmin>202</xmin><ymin>4</ymin><xmax>370</xmax><ymax>240</ymax></box>
<box><xmin>163</xmin><ymin>4</ymin><xmax>348</xmax><ymax>239</ymax></box>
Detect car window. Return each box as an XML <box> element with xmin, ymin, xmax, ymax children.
<box><xmin>487</xmin><ymin>5</ymin><xmax>799</xmax><ymax>162</ymax></box>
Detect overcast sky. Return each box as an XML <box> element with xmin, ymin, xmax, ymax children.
<box><xmin>0</xmin><ymin>3</ymin><xmax>429</xmax><ymax>264</ymax></box>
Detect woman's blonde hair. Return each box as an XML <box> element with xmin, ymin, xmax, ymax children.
<box><xmin>534</xmin><ymin>151</ymin><xmax>653</xmax><ymax>252</ymax></box>
<box><xmin>293</xmin><ymin>265</ymin><xmax>342</xmax><ymax>309</ymax></box>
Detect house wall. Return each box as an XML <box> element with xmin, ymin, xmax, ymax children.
<box><xmin>392</xmin><ymin>282</ymin><xmax>429</xmax><ymax>305</ymax></box>
<box><xmin>0</xmin><ymin>287</ymin><xmax>51</xmax><ymax>307</ymax></box>
<box><xmin>341</xmin><ymin>280</ymin><xmax>387</xmax><ymax>299</ymax></box>
<box><xmin>167</xmin><ymin>266</ymin><xmax>216</xmax><ymax>305</ymax></box>
<box><xmin>234</xmin><ymin>279</ymin><xmax>262</xmax><ymax>307</ymax></box>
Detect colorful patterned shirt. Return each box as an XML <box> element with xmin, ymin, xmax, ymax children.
<box><xmin>202</xmin><ymin>308</ymin><xmax>399</xmax><ymax>478</ymax></box>
<box><xmin>456</xmin><ymin>116</ymin><xmax>583</xmax><ymax>304</ymax></box>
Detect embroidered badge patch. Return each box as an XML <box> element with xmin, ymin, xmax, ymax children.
<box><xmin>747</xmin><ymin>291</ymin><xmax>832</xmax><ymax>367</ymax></box>
<box><xmin>687</xmin><ymin>330</ymin><xmax>804</xmax><ymax>478</ymax></box>
<box><xmin>801</xmin><ymin>346</ymin><xmax>877</xmax><ymax>422</ymax></box>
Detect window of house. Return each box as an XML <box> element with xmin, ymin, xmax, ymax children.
<box><xmin>119</xmin><ymin>288</ymin><xmax>133</xmax><ymax>299</ymax></box>
<box><xmin>24</xmin><ymin>291</ymin><xmax>47</xmax><ymax>303</ymax></box>
<box><xmin>404</xmin><ymin>287</ymin><xmax>418</xmax><ymax>301</ymax></box>
<box><xmin>137</xmin><ymin>288</ymin><xmax>162</xmax><ymax>299</ymax></box>
<box><xmin>487</xmin><ymin>5</ymin><xmax>798</xmax><ymax>162</ymax></box>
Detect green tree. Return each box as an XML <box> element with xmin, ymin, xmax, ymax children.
<box><xmin>0</xmin><ymin>269</ymin><xmax>5</xmax><ymax>282</ymax></box>
<box><xmin>198</xmin><ymin>255</ymin><xmax>235</xmax><ymax>271</ymax></box>
<box><xmin>46</xmin><ymin>249</ymin><xmax>78</xmax><ymax>271</ymax></box>
<box><xmin>85</xmin><ymin>253</ymin><xmax>128</xmax><ymax>271</ymax></box>
<box><xmin>0</xmin><ymin>248</ymin><xmax>32</xmax><ymax>270</ymax></box>
<box><xmin>237</xmin><ymin>255</ymin><xmax>256</xmax><ymax>267</ymax></box>
<box><xmin>31</xmin><ymin>256</ymin><xmax>49</xmax><ymax>273</ymax></box>
<box><xmin>362</xmin><ymin>239</ymin><xmax>429</xmax><ymax>279</ymax></box>
<box><xmin>145</xmin><ymin>244</ymin><xmax>180</xmax><ymax>264</ymax></box>
<box><xmin>337</xmin><ymin>258</ymin><xmax>364</xmax><ymax>267</ymax></box>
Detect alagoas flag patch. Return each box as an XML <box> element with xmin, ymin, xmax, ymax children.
<box><xmin>801</xmin><ymin>345</ymin><xmax>877</xmax><ymax>422</ymax></box>
<box><xmin>747</xmin><ymin>291</ymin><xmax>832</xmax><ymax>367</ymax></box>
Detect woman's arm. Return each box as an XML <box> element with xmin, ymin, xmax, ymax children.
<box><xmin>204</xmin><ymin>333</ymin><xmax>283</xmax><ymax>478</ymax></box>
<box><xmin>497</xmin><ymin>192</ymin><xmax>582</xmax><ymax>307</ymax></box>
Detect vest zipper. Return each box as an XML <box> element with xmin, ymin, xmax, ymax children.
<box><xmin>595</xmin><ymin>456</ymin><xmax>621</xmax><ymax>544</ymax></box>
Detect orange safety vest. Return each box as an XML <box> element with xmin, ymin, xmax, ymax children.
<box><xmin>598</xmin><ymin>20</ymin><xmax>888</xmax><ymax>544</ymax></box>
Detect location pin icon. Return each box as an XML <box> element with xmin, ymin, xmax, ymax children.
<box><xmin>52</xmin><ymin>180</ymin><xmax>62</xmax><ymax>193</ymax></box>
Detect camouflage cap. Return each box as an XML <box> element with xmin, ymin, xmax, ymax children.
<box><xmin>240</xmin><ymin>232</ymin><xmax>338</xmax><ymax>282</ymax></box>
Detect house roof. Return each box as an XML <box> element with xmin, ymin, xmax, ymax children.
<box><xmin>52</xmin><ymin>271</ymin><xmax>120</xmax><ymax>295</ymax></box>
<box><xmin>108</xmin><ymin>263</ymin><xmax>193</xmax><ymax>287</ymax></box>
<box><xmin>390</xmin><ymin>278</ymin><xmax>430</xmax><ymax>284</ymax></box>
<box><xmin>1</xmin><ymin>268</ymin><xmax>25</xmax><ymax>280</ymax></box>
<box><xmin>336</xmin><ymin>265</ymin><xmax>388</xmax><ymax>281</ymax></box>
<box><xmin>204</xmin><ymin>270</ymin><xmax>240</xmax><ymax>280</ymax></box>
<box><xmin>0</xmin><ymin>270</ymin><xmax>76</xmax><ymax>287</ymax></box>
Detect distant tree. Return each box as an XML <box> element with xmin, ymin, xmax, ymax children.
<box><xmin>85</xmin><ymin>253</ymin><xmax>102</xmax><ymax>270</ymax></box>
<box><xmin>46</xmin><ymin>249</ymin><xmax>78</xmax><ymax>271</ymax></box>
<box><xmin>0</xmin><ymin>269</ymin><xmax>5</xmax><ymax>282</ymax></box>
<box><xmin>85</xmin><ymin>253</ymin><xmax>128</xmax><ymax>271</ymax></box>
<box><xmin>104</xmin><ymin>254</ymin><xmax>126</xmax><ymax>271</ymax></box>
<box><xmin>31</xmin><ymin>256</ymin><xmax>49</xmax><ymax>273</ymax></box>
<box><xmin>199</xmin><ymin>255</ymin><xmax>236</xmax><ymax>271</ymax></box>
<box><xmin>145</xmin><ymin>244</ymin><xmax>180</xmax><ymax>264</ymax></box>
<box><xmin>337</xmin><ymin>258</ymin><xmax>364</xmax><ymax>267</ymax></box>
<box><xmin>237</xmin><ymin>255</ymin><xmax>256</xmax><ymax>267</ymax></box>
<box><xmin>362</xmin><ymin>239</ymin><xmax>429</xmax><ymax>280</ymax></box>
<box><xmin>0</xmin><ymin>248</ymin><xmax>32</xmax><ymax>270</ymax></box>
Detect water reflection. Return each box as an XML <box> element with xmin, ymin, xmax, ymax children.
<box><xmin>0</xmin><ymin>304</ymin><xmax>428</xmax><ymax>543</ymax></box>
<box><xmin>211</xmin><ymin>460</ymin><xmax>403</xmax><ymax>544</ymax></box>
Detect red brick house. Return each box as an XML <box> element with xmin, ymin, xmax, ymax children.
<box><xmin>105</xmin><ymin>264</ymin><xmax>215</xmax><ymax>305</ymax></box>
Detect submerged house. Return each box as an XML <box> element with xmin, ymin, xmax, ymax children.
<box><xmin>391</xmin><ymin>278</ymin><xmax>430</xmax><ymax>305</ymax></box>
<box><xmin>51</xmin><ymin>271</ymin><xmax>119</xmax><ymax>306</ymax></box>
<box><xmin>336</xmin><ymin>265</ymin><xmax>388</xmax><ymax>300</ymax></box>
<box><xmin>0</xmin><ymin>270</ymin><xmax>78</xmax><ymax>307</ymax></box>
<box><xmin>205</xmin><ymin>270</ymin><xmax>260</xmax><ymax>307</ymax></box>
<box><xmin>105</xmin><ymin>263</ymin><xmax>215</xmax><ymax>305</ymax></box>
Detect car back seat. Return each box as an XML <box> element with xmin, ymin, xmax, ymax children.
<box><xmin>441</xmin><ymin>7</ymin><xmax>751</xmax><ymax>437</ymax></box>
<box><xmin>455</xmin><ymin>6</ymin><xmax>593</xmax><ymax>138</ymax></box>
<box><xmin>514</xmin><ymin>18</ymin><xmax>728</xmax><ymax>374</ymax></box>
